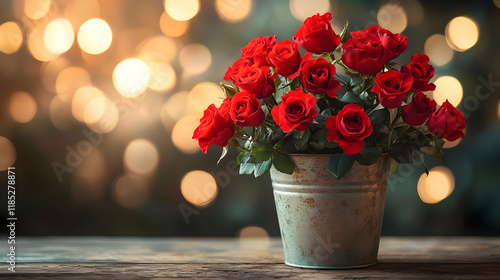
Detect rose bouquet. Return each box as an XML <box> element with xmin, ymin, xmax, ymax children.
<box><xmin>193</xmin><ymin>13</ymin><xmax>466</xmax><ymax>178</ymax></box>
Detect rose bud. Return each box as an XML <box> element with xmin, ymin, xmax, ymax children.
<box><xmin>427</xmin><ymin>100</ymin><xmax>466</xmax><ymax>141</ymax></box>
<box><xmin>293</xmin><ymin>12</ymin><xmax>341</xmax><ymax>54</ymax></box>
<box><xmin>401</xmin><ymin>91</ymin><xmax>437</xmax><ymax>126</ymax></box>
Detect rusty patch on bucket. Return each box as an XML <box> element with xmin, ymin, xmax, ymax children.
<box><xmin>305</xmin><ymin>197</ymin><xmax>315</xmax><ymax>208</ymax></box>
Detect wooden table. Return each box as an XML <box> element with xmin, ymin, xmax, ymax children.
<box><xmin>1</xmin><ymin>237</ymin><xmax>499</xmax><ymax>279</ymax></box>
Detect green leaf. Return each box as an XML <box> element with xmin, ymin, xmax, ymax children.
<box><xmin>355</xmin><ymin>146</ymin><xmax>382</xmax><ymax>166</ymax></box>
<box><xmin>340</xmin><ymin>21</ymin><xmax>351</xmax><ymax>44</ymax></box>
<box><xmin>340</xmin><ymin>91</ymin><xmax>362</xmax><ymax>103</ymax></box>
<box><xmin>389</xmin><ymin>143</ymin><xmax>419</xmax><ymax>164</ymax></box>
<box><xmin>388</xmin><ymin>107</ymin><xmax>398</xmax><ymax>124</ymax></box>
<box><xmin>220</xmin><ymin>82</ymin><xmax>237</xmax><ymax>98</ymax></box>
<box><xmin>334</xmin><ymin>73</ymin><xmax>351</xmax><ymax>87</ymax></box>
<box><xmin>327</xmin><ymin>153</ymin><xmax>355</xmax><ymax>179</ymax></box>
<box><xmin>251</xmin><ymin>141</ymin><xmax>273</xmax><ymax>161</ymax></box>
<box><xmin>293</xmin><ymin>131</ymin><xmax>310</xmax><ymax>150</ymax></box>
<box><xmin>239</xmin><ymin>162</ymin><xmax>255</xmax><ymax>175</ymax></box>
<box><xmin>272</xmin><ymin>153</ymin><xmax>294</xmax><ymax>175</ymax></box>
<box><xmin>254</xmin><ymin>157</ymin><xmax>272</xmax><ymax>177</ymax></box>
<box><xmin>369</xmin><ymin>108</ymin><xmax>389</xmax><ymax>125</ymax></box>
<box><xmin>389</xmin><ymin>159</ymin><xmax>398</xmax><ymax>174</ymax></box>
<box><xmin>217</xmin><ymin>146</ymin><xmax>229</xmax><ymax>164</ymax></box>
<box><xmin>420</xmin><ymin>145</ymin><xmax>444</xmax><ymax>159</ymax></box>
<box><xmin>236</xmin><ymin>151</ymin><xmax>248</xmax><ymax>164</ymax></box>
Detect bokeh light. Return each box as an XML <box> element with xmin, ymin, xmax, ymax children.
<box><xmin>432</xmin><ymin>76</ymin><xmax>463</xmax><ymax>106</ymax></box>
<box><xmin>161</xmin><ymin>91</ymin><xmax>189</xmax><ymax>129</ymax></box>
<box><xmin>44</xmin><ymin>19</ymin><xmax>75</xmax><ymax>55</ymax></box>
<box><xmin>172</xmin><ymin>115</ymin><xmax>201</xmax><ymax>154</ymax></box>
<box><xmin>112</xmin><ymin>174</ymin><xmax>150</xmax><ymax>209</ymax></box>
<box><xmin>179</xmin><ymin>44</ymin><xmax>212</xmax><ymax>75</ymax></box>
<box><xmin>417</xmin><ymin>166</ymin><xmax>455</xmax><ymax>204</ymax></box>
<box><xmin>137</xmin><ymin>35</ymin><xmax>178</xmax><ymax>65</ymax></box>
<box><xmin>181</xmin><ymin>170</ymin><xmax>218</xmax><ymax>207</ymax></box>
<box><xmin>443</xmin><ymin>138</ymin><xmax>462</xmax><ymax>149</ymax></box>
<box><xmin>165</xmin><ymin>0</ymin><xmax>200</xmax><ymax>21</ymax></box>
<box><xmin>424</xmin><ymin>34</ymin><xmax>454</xmax><ymax>67</ymax></box>
<box><xmin>495</xmin><ymin>0</ymin><xmax>500</xmax><ymax>8</ymax></box>
<box><xmin>445</xmin><ymin>16</ymin><xmax>479</xmax><ymax>52</ymax></box>
<box><xmin>49</xmin><ymin>96</ymin><xmax>74</xmax><ymax>131</ymax></box>
<box><xmin>64</xmin><ymin>0</ymin><xmax>100</xmax><ymax>30</ymax></box>
<box><xmin>74</xmin><ymin>147</ymin><xmax>107</xmax><ymax>182</ymax></box>
<box><xmin>187</xmin><ymin>82</ymin><xmax>224</xmax><ymax>116</ymax></box>
<box><xmin>9</xmin><ymin>91</ymin><xmax>37</xmax><ymax>123</ymax></box>
<box><xmin>56</xmin><ymin>67</ymin><xmax>92</xmax><ymax>102</ymax></box>
<box><xmin>24</xmin><ymin>0</ymin><xmax>51</xmax><ymax>20</ymax></box>
<box><xmin>83</xmin><ymin>96</ymin><xmax>119</xmax><ymax>134</ymax></box>
<box><xmin>113</xmin><ymin>58</ymin><xmax>150</xmax><ymax>98</ymax></box>
<box><xmin>147</xmin><ymin>62</ymin><xmax>176</xmax><ymax>93</ymax></box>
<box><xmin>41</xmin><ymin>58</ymin><xmax>71</xmax><ymax>92</ymax></box>
<box><xmin>0</xmin><ymin>21</ymin><xmax>23</xmax><ymax>54</ymax></box>
<box><xmin>28</xmin><ymin>24</ymin><xmax>60</xmax><ymax>61</ymax></box>
<box><xmin>498</xmin><ymin>100</ymin><xmax>500</xmax><ymax>119</ymax></box>
<box><xmin>215</xmin><ymin>0</ymin><xmax>253</xmax><ymax>23</ymax></box>
<box><xmin>124</xmin><ymin>139</ymin><xmax>160</xmax><ymax>175</ymax></box>
<box><xmin>0</xmin><ymin>137</ymin><xmax>16</xmax><ymax>171</ymax></box>
<box><xmin>238</xmin><ymin>226</ymin><xmax>269</xmax><ymax>238</ymax></box>
<box><xmin>159</xmin><ymin>11</ymin><xmax>190</xmax><ymax>37</ymax></box>
<box><xmin>238</xmin><ymin>226</ymin><xmax>271</xmax><ymax>250</ymax></box>
<box><xmin>289</xmin><ymin>0</ymin><xmax>330</xmax><ymax>22</ymax></box>
<box><xmin>72</xmin><ymin>86</ymin><xmax>104</xmax><ymax>122</ymax></box>
<box><xmin>403</xmin><ymin>1</ymin><xmax>424</xmax><ymax>26</ymax></box>
<box><xmin>77</xmin><ymin>18</ymin><xmax>112</xmax><ymax>55</ymax></box>
<box><xmin>377</xmin><ymin>3</ymin><xmax>407</xmax><ymax>34</ymax></box>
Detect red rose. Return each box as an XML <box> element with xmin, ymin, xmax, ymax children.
<box><xmin>326</xmin><ymin>104</ymin><xmax>373</xmax><ymax>155</ymax></box>
<box><xmin>401</xmin><ymin>91</ymin><xmax>437</xmax><ymax>126</ymax></box>
<box><xmin>193</xmin><ymin>104</ymin><xmax>235</xmax><ymax>154</ymax></box>
<box><xmin>299</xmin><ymin>54</ymin><xmax>341</xmax><ymax>98</ymax></box>
<box><xmin>341</xmin><ymin>28</ymin><xmax>387</xmax><ymax>74</ymax></box>
<box><xmin>271</xmin><ymin>88</ymin><xmax>317</xmax><ymax>133</ymax></box>
<box><xmin>224</xmin><ymin>57</ymin><xmax>253</xmax><ymax>84</ymax></box>
<box><xmin>372</xmin><ymin>66</ymin><xmax>413</xmax><ymax>108</ymax></box>
<box><xmin>267</xmin><ymin>40</ymin><xmax>303</xmax><ymax>79</ymax></box>
<box><xmin>233</xmin><ymin>65</ymin><xmax>275</xmax><ymax>99</ymax></box>
<box><xmin>407</xmin><ymin>54</ymin><xmax>436</xmax><ymax>92</ymax></box>
<box><xmin>218</xmin><ymin>97</ymin><xmax>231</xmax><ymax>114</ymax></box>
<box><xmin>241</xmin><ymin>35</ymin><xmax>276</xmax><ymax>67</ymax></box>
<box><xmin>378</xmin><ymin>27</ymin><xmax>407</xmax><ymax>60</ymax></box>
<box><xmin>427</xmin><ymin>100</ymin><xmax>465</xmax><ymax>141</ymax></box>
<box><xmin>293</xmin><ymin>12</ymin><xmax>340</xmax><ymax>54</ymax></box>
<box><xmin>229</xmin><ymin>91</ymin><xmax>265</xmax><ymax>127</ymax></box>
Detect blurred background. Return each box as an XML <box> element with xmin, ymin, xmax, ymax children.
<box><xmin>0</xmin><ymin>0</ymin><xmax>499</xmax><ymax>238</ymax></box>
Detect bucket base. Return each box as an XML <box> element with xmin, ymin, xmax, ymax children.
<box><xmin>284</xmin><ymin>261</ymin><xmax>378</xmax><ymax>270</ymax></box>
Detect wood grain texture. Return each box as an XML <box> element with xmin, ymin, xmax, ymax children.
<box><xmin>1</xmin><ymin>237</ymin><xmax>499</xmax><ymax>279</ymax></box>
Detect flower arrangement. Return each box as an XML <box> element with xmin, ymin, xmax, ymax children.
<box><xmin>193</xmin><ymin>13</ymin><xmax>466</xmax><ymax>178</ymax></box>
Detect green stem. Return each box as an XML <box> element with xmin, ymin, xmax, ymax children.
<box><xmin>236</xmin><ymin>145</ymin><xmax>251</xmax><ymax>153</ymax></box>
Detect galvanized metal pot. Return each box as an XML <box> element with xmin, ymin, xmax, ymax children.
<box><xmin>270</xmin><ymin>154</ymin><xmax>391</xmax><ymax>269</ymax></box>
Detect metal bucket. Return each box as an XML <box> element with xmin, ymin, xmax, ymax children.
<box><xmin>270</xmin><ymin>154</ymin><xmax>391</xmax><ymax>269</ymax></box>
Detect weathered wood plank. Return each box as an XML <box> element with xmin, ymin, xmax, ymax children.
<box><xmin>1</xmin><ymin>237</ymin><xmax>499</xmax><ymax>279</ymax></box>
<box><xmin>3</xmin><ymin>262</ymin><xmax>500</xmax><ymax>279</ymax></box>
